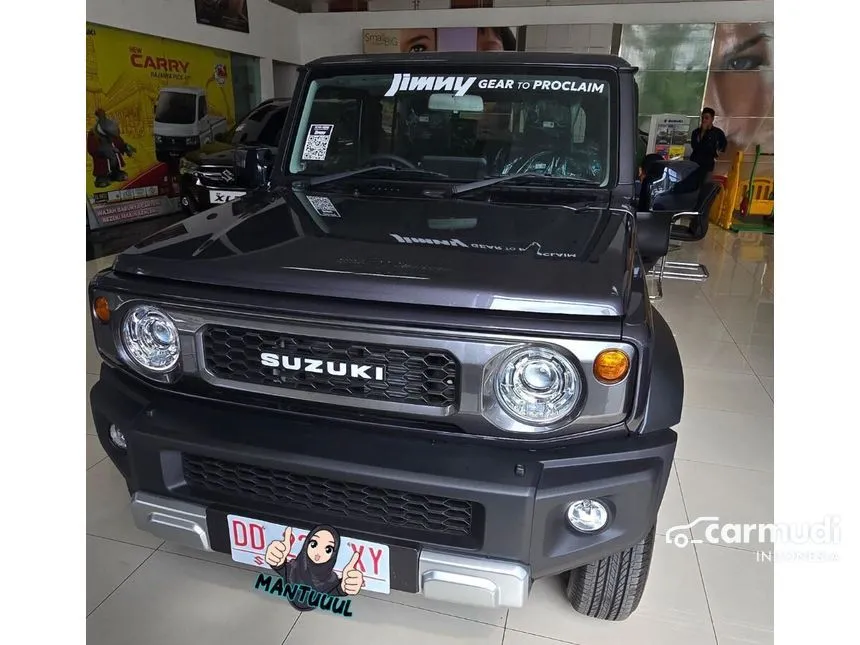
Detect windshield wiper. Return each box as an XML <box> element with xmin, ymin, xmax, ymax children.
<box><xmin>304</xmin><ymin>165</ymin><xmax>446</xmax><ymax>188</ymax></box>
<box><xmin>448</xmin><ymin>173</ymin><xmax>601</xmax><ymax>197</ymax></box>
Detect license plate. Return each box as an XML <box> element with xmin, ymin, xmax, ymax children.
<box><xmin>209</xmin><ymin>189</ymin><xmax>245</xmax><ymax>204</ymax></box>
<box><xmin>227</xmin><ymin>514</ymin><xmax>392</xmax><ymax>594</ymax></box>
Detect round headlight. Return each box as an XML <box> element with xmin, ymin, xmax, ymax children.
<box><xmin>494</xmin><ymin>347</ymin><xmax>582</xmax><ymax>426</ymax></box>
<box><xmin>121</xmin><ymin>305</ymin><xmax>180</xmax><ymax>372</ymax></box>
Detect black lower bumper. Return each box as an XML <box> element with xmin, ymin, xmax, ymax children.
<box><xmin>91</xmin><ymin>364</ymin><xmax>676</xmax><ymax>583</ymax></box>
<box><xmin>179</xmin><ymin>175</ymin><xmax>210</xmax><ymax>211</ymax></box>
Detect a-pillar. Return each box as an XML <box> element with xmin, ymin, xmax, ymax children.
<box><xmin>259</xmin><ymin>57</ymin><xmax>276</xmax><ymax>102</ymax></box>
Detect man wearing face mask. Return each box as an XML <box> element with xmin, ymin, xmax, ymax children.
<box><xmin>690</xmin><ymin>107</ymin><xmax>727</xmax><ymax>179</ymax></box>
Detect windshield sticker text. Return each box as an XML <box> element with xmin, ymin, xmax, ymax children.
<box><xmin>385</xmin><ymin>74</ymin><xmax>477</xmax><ymax>97</ymax></box>
<box><xmin>514</xmin><ymin>79</ymin><xmax>605</xmax><ymax>93</ymax></box>
<box><xmin>301</xmin><ymin>124</ymin><xmax>334</xmax><ymax>161</ymax></box>
<box><xmin>385</xmin><ymin>74</ymin><xmax>605</xmax><ymax>97</ymax></box>
<box><xmin>390</xmin><ymin>234</ymin><xmax>576</xmax><ymax>258</ymax></box>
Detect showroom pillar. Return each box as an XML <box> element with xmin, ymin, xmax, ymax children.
<box><xmin>259</xmin><ymin>57</ymin><xmax>276</xmax><ymax>102</ymax></box>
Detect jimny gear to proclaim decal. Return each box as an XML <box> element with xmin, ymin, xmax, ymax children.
<box><xmin>384</xmin><ymin>74</ymin><xmax>606</xmax><ymax>97</ymax></box>
<box><xmin>253</xmin><ymin>525</ymin><xmax>366</xmax><ymax>616</ymax></box>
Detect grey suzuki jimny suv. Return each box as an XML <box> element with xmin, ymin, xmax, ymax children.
<box><xmin>89</xmin><ymin>52</ymin><xmax>684</xmax><ymax>622</ymax></box>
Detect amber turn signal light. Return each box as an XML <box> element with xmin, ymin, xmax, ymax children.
<box><xmin>594</xmin><ymin>349</ymin><xmax>630</xmax><ymax>384</ymax></box>
<box><xmin>93</xmin><ymin>296</ymin><xmax>111</xmax><ymax>323</ymax></box>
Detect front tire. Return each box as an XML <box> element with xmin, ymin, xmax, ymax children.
<box><xmin>565</xmin><ymin>526</ymin><xmax>655</xmax><ymax>621</ymax></box>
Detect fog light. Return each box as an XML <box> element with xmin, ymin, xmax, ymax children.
<box><xmin>109</xmin><ymin>424</ymin><xmax>127</xmax><ymax>450</ymax></box>
<box><xmin>566</xmin><ymin>499</ymin><xmax>609</xmax><ymax>533</ymax></box>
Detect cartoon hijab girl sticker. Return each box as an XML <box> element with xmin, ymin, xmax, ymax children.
<box><xmin>264</xmin><ymin>525</ymin><xmax>364</xmax><ymax>612</ymax></box>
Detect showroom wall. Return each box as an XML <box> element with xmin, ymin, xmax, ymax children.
<box><xmin>86</xmin><ymin>0</ymin><xmax>302</xmax><ymax>100</ymax></box>
<box><xmin>274</xmin><ymin>61</ymin><xmax>302</xmax><ymax>97</ymax></box>
<box><xmin>524</xmin><ymin>24</ymin><xmax>615</xmax><ymax>54</ymax></box>
<box><xmin>299</xmin><ymin>0</ymin><xmax>773</xmax><ymax>60</ymax></box>
<box><xmin>618</xmin><ymin>21</ymin><xmax>773</xmax><ymax>176</ymax></box>
<box><xmin>87</xmin><ymin>0</ymin><xmax>301</xmax><ymax>61</ymax></box>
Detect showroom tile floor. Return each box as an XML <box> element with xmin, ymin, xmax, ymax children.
<box><xmin>86</xmin><ymin>228</ymin><xmax>774</xmax><ymax>645</ymax></box>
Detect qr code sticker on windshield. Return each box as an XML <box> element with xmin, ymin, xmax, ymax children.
<box><xmin>307</xmin><ymin>195</ymin><xmax>340</xmax><ymax>217</ymax></box>
<box><xmin>301</xmin><ymin>124</ymin><xmax>334</xmax><ymax>161</ymax></box>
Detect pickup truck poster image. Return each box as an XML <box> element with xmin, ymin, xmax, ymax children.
<box><xmin>86</xmin><ymin>23</ymin><xmax>236</xmax><ymax>227</ymax></box>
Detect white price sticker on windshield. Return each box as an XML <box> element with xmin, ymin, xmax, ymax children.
<box><xmin>301</xmin><ymin>124</ymin><xmax>334</xmax><ymax>161</ymax></box>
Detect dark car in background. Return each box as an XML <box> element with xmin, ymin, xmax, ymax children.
<box><xmin>178</xmin><ymin>98</ymin><xmax>291</xmax><ymax>214</ymax></box>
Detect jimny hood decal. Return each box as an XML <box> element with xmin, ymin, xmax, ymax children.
<box><xmin>115</xmin><ymin>190</ymin><xmax>633</xmax><ymax>317</ymax></box>
<box><xmin>389</xmin><ymin>234</ymin><xmax>577</xmax><ymax>259</ymax></box>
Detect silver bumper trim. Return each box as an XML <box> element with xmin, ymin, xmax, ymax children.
<box><xmin>419</xmin><ymin>550</ymin><xmax>530</xmax><ymax>608</ymax></box>
<box><xmin>129</xmin><ymin>493</ymin><xmax>530</xmax><ymax>609</ymax></box>
<box><xmin>130</xmin><ymin>493</ymin><xmax>212</xmax><ymax>551</ymax></box>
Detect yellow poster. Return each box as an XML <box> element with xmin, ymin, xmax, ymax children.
<box><xmin>86</xmin><ymin>23</ymin><xmax>236</xmax><ymax>226</ymax></box>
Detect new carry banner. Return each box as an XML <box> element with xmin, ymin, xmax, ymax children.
<box><xmin>86</xmin><ymin>23</ymin><xmax>236</xmax><ymax>227</ymax></box>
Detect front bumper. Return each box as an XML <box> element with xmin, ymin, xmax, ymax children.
<box><xmin>156</xmin><ymin>141</ymin><xmax>196</xmax><ymax>162</ymax></box>
<box><xmin>179</xmin><ymin>174</ymin><xmax>211</xmax><ymax>211</ymax></box>
<box><xmin>131</xmin><ymin>491</ymin><xmax>530</xmax><ymax>608</ymax></box>
<box><xmin>92</xmin><ymin>364</ymin><xmax>676</xmax><ymax>609</ymax></box>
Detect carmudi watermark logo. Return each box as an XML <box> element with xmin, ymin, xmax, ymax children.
<box><xmin>665</xmin><ymin>516</ymin><xmax>841</xmax><ymax>562</ymax></box>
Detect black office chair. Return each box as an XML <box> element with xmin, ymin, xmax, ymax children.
<box><xmin>659</xmin><ymin>181</ymin><xmax>722</xmax><ymax>282</ymax></box>
<box><xmin>636</xmin><ymin>210</ymin><xmax>675</xmax><ymax>300</ymax></box>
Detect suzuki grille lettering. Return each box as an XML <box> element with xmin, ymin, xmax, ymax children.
<box><xmin>260</xmin><ymin>353</ymin><xmax>385</xmax><ymax>381</ymax></box>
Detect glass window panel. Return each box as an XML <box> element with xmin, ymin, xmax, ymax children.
<box><xmin>636</xmin><ymin>71</ymin><xmax>708</xmax><ymax>116</ymax></box>
<box><xmin>620</xmin><ymin>24</ymin><xmax>715</xmax><ymax>71</ymax></box>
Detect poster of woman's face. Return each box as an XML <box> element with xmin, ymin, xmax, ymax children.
<box><xmin>399</xmin><ymin>28</ymin><xmax>437</xmax><ymax>53</ymax></box>
<box><xmin>704</xmin><ymin>22</ymin><xmax>774</xmax><ymax>155</ymax></box>
<box><xmin>362</xmin><ymin>27</ymin><xmax>517</xmax><ymax>54</ymax></box>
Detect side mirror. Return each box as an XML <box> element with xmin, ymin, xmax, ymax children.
<box><xmin>213</xmin><ymin>132</ymin><xmax>227</xmax><ymax>143</ymax></box>
<box><xmin>234</xmin><ymin>147</ymin><xmax>274</xmax><ymax>190</ymax></box>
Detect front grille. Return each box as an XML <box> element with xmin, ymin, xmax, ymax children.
<box><xmin>202</xmin><ymin>325</ymin><xmax>459</xmax><ymax>408</ymax></box>
<box><xmin>198</xmin><ymin>168</ymin><xmax>235</xmax><ymax>185</ymax></box>
<box><xmin>182</xmin><ymin>454</ymin><xmax>477</xmax><ymax>539</ymax></box>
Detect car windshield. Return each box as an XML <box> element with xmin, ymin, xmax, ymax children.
<box><xmin>287</xmin><ymin>71</ymin><xmax>613</xmax><ymax>186</ymax></box>
<box><xmin>226</xmin><ymin>104</ymin><xmax>289</xmax><ymax>147</ymax></box>
<box><xmin>155</xmin><ymin>92</ymin><xmax>197</xmax><ymax>125</ymax></box>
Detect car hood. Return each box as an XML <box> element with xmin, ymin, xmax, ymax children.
<box><xmin>186</xmin><ymin>143</ymin><xmax>280</xmax><ymax>168</ymax></box>
<box><xmin>114</xmin><ymin>188</ymin><xmax>633</xmax><ymax>317</ymax></box>
<box><xmin>154</xmin><ymin>122</ymin><xmax>197</xmax><ymax>137</ymax></box>
<box><xmin>185</xmin><ymin>144</ymin><xmax>235</xmax><ymax>166</ymax></box>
